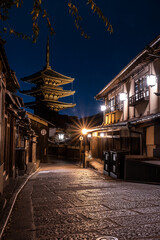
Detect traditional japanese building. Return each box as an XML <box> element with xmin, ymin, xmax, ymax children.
<box><xmin>20</xmin><ymin>38</ymin><xmax>76</xmax><ymax>120</ymax></box>
<box><xmin>88</xmin><ymin>35</ymin><xmax>160</xmax><ymax>182</ymax></box>
<box><xmin>0</xmin><ymin>39</ymin><xmax>38</xmax><ymax>194</ymax></box>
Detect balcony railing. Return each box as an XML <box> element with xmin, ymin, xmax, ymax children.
<box><xmin>105</xmin><ymin>109</ymin><xmax>123</xmax><ymax>125</ymax></box>
<box><xmin>129</xmin><ymin>89</ymin><xmax>149</xmax><ymax>106</ymax></box>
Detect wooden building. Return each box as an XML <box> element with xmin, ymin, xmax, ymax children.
<box><xmin>26</xmin><ymin>112</ymin><xmax>55</xmax><ymax>162</ymax></box>
<box><xmin>0</xmin><ymin>38</ymin><xmax>22</xmax><ymax>193</ymax></box>
<box><xmin>89</xmin><ymin>35</ymin><xmax>160</xmax><ymax>181</ymax></box>
<box><xmin>20</xmin><ymin>37</ymin><xmax>76</xmax><ymax>121</ymax></box>
<box><xmin>0</xmin><ymin>39</ymin><xmax>37</xmax><ymax>194</ymax></box>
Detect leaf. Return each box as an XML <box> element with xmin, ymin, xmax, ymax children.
<box><xmin>91</xmin><ymin>2</ymin><xmax>94</xmax><ymax>10</ymax></box>
<box><xmin>42</xmin><ymin>9</ymin><xmax>47</xmax><ymax>18</ymax></box>
<box><xmin>31</xmin><ymin>9</ymin><xmax>35</xmax><ymax>15</ymax></box>
<box><xmin>68</xmin><ymin>2</ymin><xmax>72</xmax><ymax>8</ymax></box>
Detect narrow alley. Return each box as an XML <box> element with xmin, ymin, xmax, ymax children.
<box><xmin>2</xmin><ymin>160</ymin><xmax>160</xmax><ymax>240</ymax></box>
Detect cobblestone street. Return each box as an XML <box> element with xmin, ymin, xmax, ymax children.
<box><xmin>2</xmin><ymin>160</ymin><xmax>160</xmax><ymax>240</ymax></box>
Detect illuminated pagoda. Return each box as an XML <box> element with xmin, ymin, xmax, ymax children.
<box><xmin>20</xmin><ymin>38</ymin><xmax>76</xmax><ymax>120</ymax></box>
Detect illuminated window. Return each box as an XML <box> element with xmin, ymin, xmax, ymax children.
<box><xmin>135</xmin><ymin>77</ymin><xmax>148</xmax><ymax>93</ymax></box>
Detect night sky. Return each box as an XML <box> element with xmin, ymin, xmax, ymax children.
<box><xmin>3</xmin><ymin>0</ymin><xmax>160</xmax><ymax>118</ymax></box>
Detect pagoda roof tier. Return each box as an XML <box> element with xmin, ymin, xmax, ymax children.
<box><xmin>25</xmin><ymin>100</ymin><xmax>76</xmax><ymax>111</ymax></box>
<box><xmin>20</xmin><ymin>86</ymin><xmax>75</xmax><ymax>99</ymax></box>
<box><xmin>21</xmin><ymin>66</ymin><xmax>75</xmax><ymax>86</ymax></box>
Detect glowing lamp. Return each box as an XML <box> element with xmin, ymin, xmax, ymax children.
<box><xmin>87</xmin><ymin>133</ymin><xmax>92</xmax><ymax>138</ymax></box>
<box><xmin>59</xmin><ymin>133</ymin><xmax>64</xmax><ymax>140</ymax></box>
<box><xmin>100</xmin><ymin>132</ymin><xmax>104</xmax><ymax>137</ymax></box>
<box><xmin>82</xmin><ymin>128</ymin><xmax>88</xmax><ymax>135</ymax></box>
<box><xmin>100</xmin><ymin>105</ymin><xmax>106</xmax><ymax>111</ymax></box>
<box><xmin>147</xmin><ymin>74</ymin><xmax>156</xmax><ymax>86</ymax></box>
<box><xmin>119</xmin><ymin>92</ymin><xmax>127</xmax><ymax>101</ymax></box>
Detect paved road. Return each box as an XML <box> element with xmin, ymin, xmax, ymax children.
<box><xmin>2</xmin><ymin>160</ymin><xmax>160</xmax><ymax>240</ymax></box>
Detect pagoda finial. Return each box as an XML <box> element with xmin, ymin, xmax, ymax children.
<box><xmin>46</xmin><ymin>36</ymin><xmax>50</xmax><ymax>68</ymax></box>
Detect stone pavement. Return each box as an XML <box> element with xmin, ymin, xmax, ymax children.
<box><xmin>86</xmin><ymin>158</ymin><xmax>104</xmax><ymax>174</ymax></box>
<box><xmin>1</xmin><ymin>159</ymin><xmax>160</xmax><ymax>240</ymax></box>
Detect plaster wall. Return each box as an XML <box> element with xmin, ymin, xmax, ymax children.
<box><xmin>154</xmin><ymin>59</ymin><xmax>160</xmax><ymax>112</ymax></box>
<box><xmin>146</xmin><ymin>126</ymin><xmax>155</xmax><ymax>157</ymax></box>
<box><xmin>135</xmin><ymin>102</ymin><xmax>149</xmax><ymax>118</ymax></box>
<box><xmin>129</xmin><ymin>78</ymin><xmax>135</xmax><ymax>119</ymax></box>
<box><xmin>149</xmin><ymin>83</ymin><xmax>158</xmax><ymax>114</ymax></box>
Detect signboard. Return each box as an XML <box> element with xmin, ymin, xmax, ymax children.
<box><xmin>79</xmin><ymin>135</ymin><xmax>83</xmax><ymax>141</ymax></box>
<box><xmin>41</xmin><ymin>129</ymin><xmax>47</xmax><ymax>136</ymax></box>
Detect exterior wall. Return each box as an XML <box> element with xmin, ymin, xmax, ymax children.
<box><xmin>149</xmin><ymin>83</ymin><xmax>158</xmax><ymax>114</ymax></box>
<box><xmin>154</xmin><ymin>59</ymin><xmax>160</xmax><ymax>112</ymax></box>
<box><xmin>123</xmin><ymin>83</ymin><xmax>128</xmax><ymax>121</ymax></box>
<box><xmin>129</xmin><ymin>77</ymin><xmax>135</xmax><ymax>119</ymax></box>
<box><xmin>27</xmin><ymin>116</ymin><xmax>49</xmax><ymax>162</ymax></box>
<box><xmin>9</xmin><ymin>117</ymin><xmax>16</xmax><ymax>178</ymax></box>
<box><xmin>135</xmin><ymin>102</ymin><xmax>149</xmax><ymax>118</ymax></box>
<box><xmin>32</xmin><ymin>144</ymin><xmax>37</xmax><ymax>163</ymax></box>
<box><xmin>146</xmin><ymin>126</ymin><xmax>155</xmax><ymax>157</ymax></box>
<box><xmin>90</xmin><ymin>133</ymin><xmax>140</xmax><ymax>161</ymax></box>
<box><xmin>3</xmin><ymin>113</ymin><xmax>17</xmax><ymax>185</ymax></box>
<box><xmin>25</xmin><ymin>139</ymin><xmax>30</xmax><ymax>164</ymax></box>
<box><xmin>0</xmin><ymin>163</ymin><xmax>3</xmax><ymax>194</ymax></box>
<box><xmin>0</xmin><ymin>71</ymin><xmax>5</xmax><ymax>193</ymax></box>
<box><xmin>102</xmin><ymin>60</ymin><xmax>160</xmax><ymax>158</ymax></box>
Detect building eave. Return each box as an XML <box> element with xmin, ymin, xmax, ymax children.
<box><xmin>96</xmin><ymin>34</ymin><xmax>160</xmax><ymax>100</ymax></box>
<box><xmin>89</xmin><ymin>112</ymin><xmax>160</xmax><ymax>133</ymax></box>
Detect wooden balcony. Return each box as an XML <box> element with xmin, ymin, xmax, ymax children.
<box><xmin>129</xmin><ymin>89</ymin><xmax>149</xmax><ymax>106</ymax></box>
<box><xmin>105</xmin><ymin>110</ymin><xmax>123</xmax><ymax>125</ymax></box>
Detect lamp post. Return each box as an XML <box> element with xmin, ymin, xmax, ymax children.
<box><xmin>79</xmin><ymin>135</ymin><xmax>83</xmax><ymax>166</ymax></box>
<box><xmin>81</xmin><ymin>128</ymin><xmax>87</xmax><ymax>168</ymax></box>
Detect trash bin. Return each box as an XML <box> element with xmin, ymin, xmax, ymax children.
<box><xmin>16</xmin><ymin>148</ymin><xmax>26</xmax><ymax>175</ymax></box>
<box><xmin>103</xmin><ymin>151</ymin><xmax>110</xmax><ymax>175</ymax></box>
<box><xmin>110</xmin><ymin>150</ymin><xmax>128</xmax><ymax>179</ymax></box>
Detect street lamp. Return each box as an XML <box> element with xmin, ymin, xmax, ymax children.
<box><xmin>82</xmin><ymin>128</ymin><xmax>88</xmax><ymax>135</ymax></box>
<box><xmin>81</xmin><ymin>128</ymin><xmax>88</xmax><ymax>168</ymax></box>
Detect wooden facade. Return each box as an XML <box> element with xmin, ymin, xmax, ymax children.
<box><xmin>0</xmin><ymin>40</ymin><xmax>38</xmax><ymax>194</ymax></box>
<box><xmin>26</xmin><ymin>112</ymin><xmax>55</xmax><ymax>162</ymax></box>
<box><xmin>90</xmin><ymin>35</ymin><xmax>160</xmax><ymax>164</ymax></box>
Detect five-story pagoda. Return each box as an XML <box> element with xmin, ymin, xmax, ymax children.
<box><xmin>20</xmin><ymin>38</ymin><xmax>76</xmax><ymax>120</ymax></box>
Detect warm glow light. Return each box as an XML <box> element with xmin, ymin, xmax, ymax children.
<box><xmin>119</xmin><ymin>92</ymin><xmax>127</xmax><ymax>101</ymax></box>
<box><xmin>82</xmin><ymin>128</ymin><xmax>88</xmax><ymax>135</ymax></box>
<box><xmin>100</xmin><ymin>132</ymin><xmax>104</xmax><ymax>137</ymax></box>
<box><xmin>59</xmin><ymin>133</ymin><xmax>64</xmax><ymax>140</ymax></box>
<box><xmin>100</xmin><ymin>105</ymin><xmax>107</xmax><ymax>111</ymax></box>
<box><xmin>87</xmin><ymin>133</ymin><xmax>92</xmax><ymax>138</ymax></box>
<box><xmin>93</xmin><ymin>132</ymin><xmax>97</xmax><ymax>137</ymax></box>
<box><xmin>147</xmin><ymin>74</ymin><xmax>156</xmax><ymax>86</ymax></box>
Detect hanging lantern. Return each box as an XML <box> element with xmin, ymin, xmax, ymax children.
<box><xmin>147</xmin><ymin>74</ymin><xmax>156</xmax><ymax>86</ymax></box>
<box><xmin>119</xmin><ymin>92</ymin><xmax>127</xmax><ymax>101</ymax></box>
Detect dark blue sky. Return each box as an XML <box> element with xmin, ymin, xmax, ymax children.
<box><xmin>3</xmin><ymin>0</ymin><xmax>160</xmax><ymax>118</ymax></box>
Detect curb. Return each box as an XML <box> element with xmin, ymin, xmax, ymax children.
<box><xmin>0</xmin><ymin>168</ymin><xmax>40</xmax><ymax>240</ymax></box>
